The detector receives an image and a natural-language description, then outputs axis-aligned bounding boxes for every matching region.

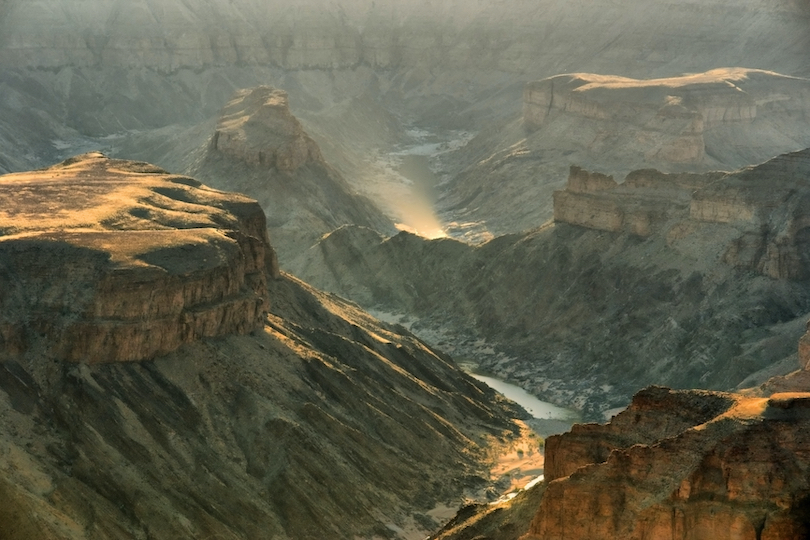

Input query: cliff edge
[523,387,810,540]
[0,152,278,363]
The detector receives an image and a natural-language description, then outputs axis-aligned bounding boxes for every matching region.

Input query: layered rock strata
[553,166,719,236]
[211,87,323,173]
[554,149,810,280]
[524,69,810,166]
[522,387,810,540]
[0,152,278,363]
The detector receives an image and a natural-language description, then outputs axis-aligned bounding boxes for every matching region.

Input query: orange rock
[523,388,810,540]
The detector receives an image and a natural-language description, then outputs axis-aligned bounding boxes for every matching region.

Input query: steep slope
[295,149,810,418]
[0,155,527,539]
[183,86,394,264]
[0,152,277,362]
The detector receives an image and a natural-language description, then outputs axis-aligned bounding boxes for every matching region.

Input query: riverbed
[468,372,580,438]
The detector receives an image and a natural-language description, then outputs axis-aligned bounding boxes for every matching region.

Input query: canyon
[2,0,810,538]
[297,147,810,419]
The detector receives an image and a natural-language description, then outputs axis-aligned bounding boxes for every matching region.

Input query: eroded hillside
[0,155,527,539]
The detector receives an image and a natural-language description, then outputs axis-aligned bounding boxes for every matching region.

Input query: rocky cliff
[554,148,810,280]
[0,152,277,363]
[523,387,810,540]
[186,86,394,264]
[438,68,810,239]
[0,155,529,539]
[430,327,810,540]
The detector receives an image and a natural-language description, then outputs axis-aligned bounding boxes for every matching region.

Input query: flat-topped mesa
[523,387,810,540]
[210,86,324,172]
[524,68,810,165]
[0,153,279,363]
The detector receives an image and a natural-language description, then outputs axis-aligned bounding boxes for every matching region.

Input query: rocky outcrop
[188,86,394,264]
[554,149,810,280]
[524,69,810,166]
[210,87,322,172]
[552,166,720,237]
[522,387,810,540]
[0,152,278,363]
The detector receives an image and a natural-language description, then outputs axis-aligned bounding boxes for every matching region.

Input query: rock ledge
[0,153,278,362]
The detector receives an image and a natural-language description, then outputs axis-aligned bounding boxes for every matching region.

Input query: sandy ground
[394,421,546,540]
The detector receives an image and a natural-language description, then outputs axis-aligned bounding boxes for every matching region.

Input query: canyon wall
[2,1,808,75]
[524,69,810,167]
[553,148,810,280]
[552,166,718,237]
[523,387,810,540]
[0,152,278,363]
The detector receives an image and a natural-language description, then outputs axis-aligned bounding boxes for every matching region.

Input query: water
[470,374,578,421]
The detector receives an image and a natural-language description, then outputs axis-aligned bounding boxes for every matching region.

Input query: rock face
[211,87,322,172]
[0,152,277,363]
[522,387,810,540]
[554,149,810,280]
[187,86,393,264]
[552,166,716,236]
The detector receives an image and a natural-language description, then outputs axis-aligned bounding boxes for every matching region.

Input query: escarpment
[0,152,278,363]
[554,148,810,280]
[524,69,810,167]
